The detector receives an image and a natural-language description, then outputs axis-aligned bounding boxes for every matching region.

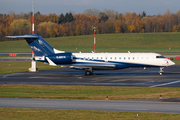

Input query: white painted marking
[46,57,57,66]
[150,80,180,87]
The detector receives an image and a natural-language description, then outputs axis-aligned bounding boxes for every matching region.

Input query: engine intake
[47,52,73,64]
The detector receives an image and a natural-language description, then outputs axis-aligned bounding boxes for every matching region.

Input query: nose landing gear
[158,67,164,76]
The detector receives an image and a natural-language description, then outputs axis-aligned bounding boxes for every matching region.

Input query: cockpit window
[156,56,166,58]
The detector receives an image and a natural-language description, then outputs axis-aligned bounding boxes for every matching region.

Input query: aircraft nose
[169,60,175,66]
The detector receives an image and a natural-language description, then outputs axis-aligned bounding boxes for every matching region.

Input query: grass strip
[0,108,180,120]
[1,33,180,53]
[0,85,180,100]
[0,62,61,74]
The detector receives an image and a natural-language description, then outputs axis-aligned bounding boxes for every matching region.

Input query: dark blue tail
[25,33,56,56]
[7,33,64,56]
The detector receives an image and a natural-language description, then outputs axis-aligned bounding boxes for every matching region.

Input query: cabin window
[92,57,94,60]
[133,57,135,60]
[101,57,103,59]
[128,57,130,60]
[115,57,116,60]
[156,56,166,58]
[124,57,126,60]
[119,57,121,60]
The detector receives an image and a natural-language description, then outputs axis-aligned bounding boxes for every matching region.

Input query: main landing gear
[85,68,93,75]
[158,67,164,76]
[85,71,93,75]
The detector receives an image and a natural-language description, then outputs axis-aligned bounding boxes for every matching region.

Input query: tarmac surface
[1,65,180,113]
[0,65,180,87]
[0,98,180,113]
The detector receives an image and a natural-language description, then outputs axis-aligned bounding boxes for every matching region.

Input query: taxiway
[0,98,180,113]
[0,65,180,87]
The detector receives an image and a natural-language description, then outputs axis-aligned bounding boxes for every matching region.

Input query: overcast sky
[0,0,180,15]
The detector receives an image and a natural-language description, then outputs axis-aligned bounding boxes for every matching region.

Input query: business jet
[7,33,175,75]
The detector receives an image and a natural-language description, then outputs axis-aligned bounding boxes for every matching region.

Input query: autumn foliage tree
[1,9,180,41]
[10,19,31,35]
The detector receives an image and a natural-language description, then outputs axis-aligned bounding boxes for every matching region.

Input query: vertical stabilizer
[7,33,64,56]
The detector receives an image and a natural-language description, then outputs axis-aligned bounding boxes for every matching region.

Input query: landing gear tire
[159,72,163,76]
[85,71,92,76]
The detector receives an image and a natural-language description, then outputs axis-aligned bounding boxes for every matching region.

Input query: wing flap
[66,63,116,70]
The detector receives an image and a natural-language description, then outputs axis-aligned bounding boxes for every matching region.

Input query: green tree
[58,14,65,24]
[48,13,59,23]
[139,11,146,18]
[39,22,56,28]
[98,12,109,22]
[10,19,30,29]
[66,12,74,22]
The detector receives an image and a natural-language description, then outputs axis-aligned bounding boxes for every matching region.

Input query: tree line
[0,9,180,41]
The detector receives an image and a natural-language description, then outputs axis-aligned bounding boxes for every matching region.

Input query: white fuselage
[72,52,175,67]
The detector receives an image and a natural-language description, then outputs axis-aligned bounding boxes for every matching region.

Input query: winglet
[46,57,57,66]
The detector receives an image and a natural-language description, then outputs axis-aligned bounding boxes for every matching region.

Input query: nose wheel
[159,72,163,76]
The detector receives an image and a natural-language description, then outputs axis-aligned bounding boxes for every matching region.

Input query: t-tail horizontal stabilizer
[6,35,39,39]
[46,57,57,66]
[6,33,65,56]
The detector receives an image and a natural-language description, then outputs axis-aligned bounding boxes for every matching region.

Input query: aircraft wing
[64,63,116,70]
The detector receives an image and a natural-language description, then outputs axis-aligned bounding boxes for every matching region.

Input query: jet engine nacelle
[47,52,73,64]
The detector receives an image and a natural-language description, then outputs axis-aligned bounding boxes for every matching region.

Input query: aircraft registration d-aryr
[7,33,175,75]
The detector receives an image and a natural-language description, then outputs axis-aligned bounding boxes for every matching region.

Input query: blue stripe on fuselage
[59,57,160,69]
